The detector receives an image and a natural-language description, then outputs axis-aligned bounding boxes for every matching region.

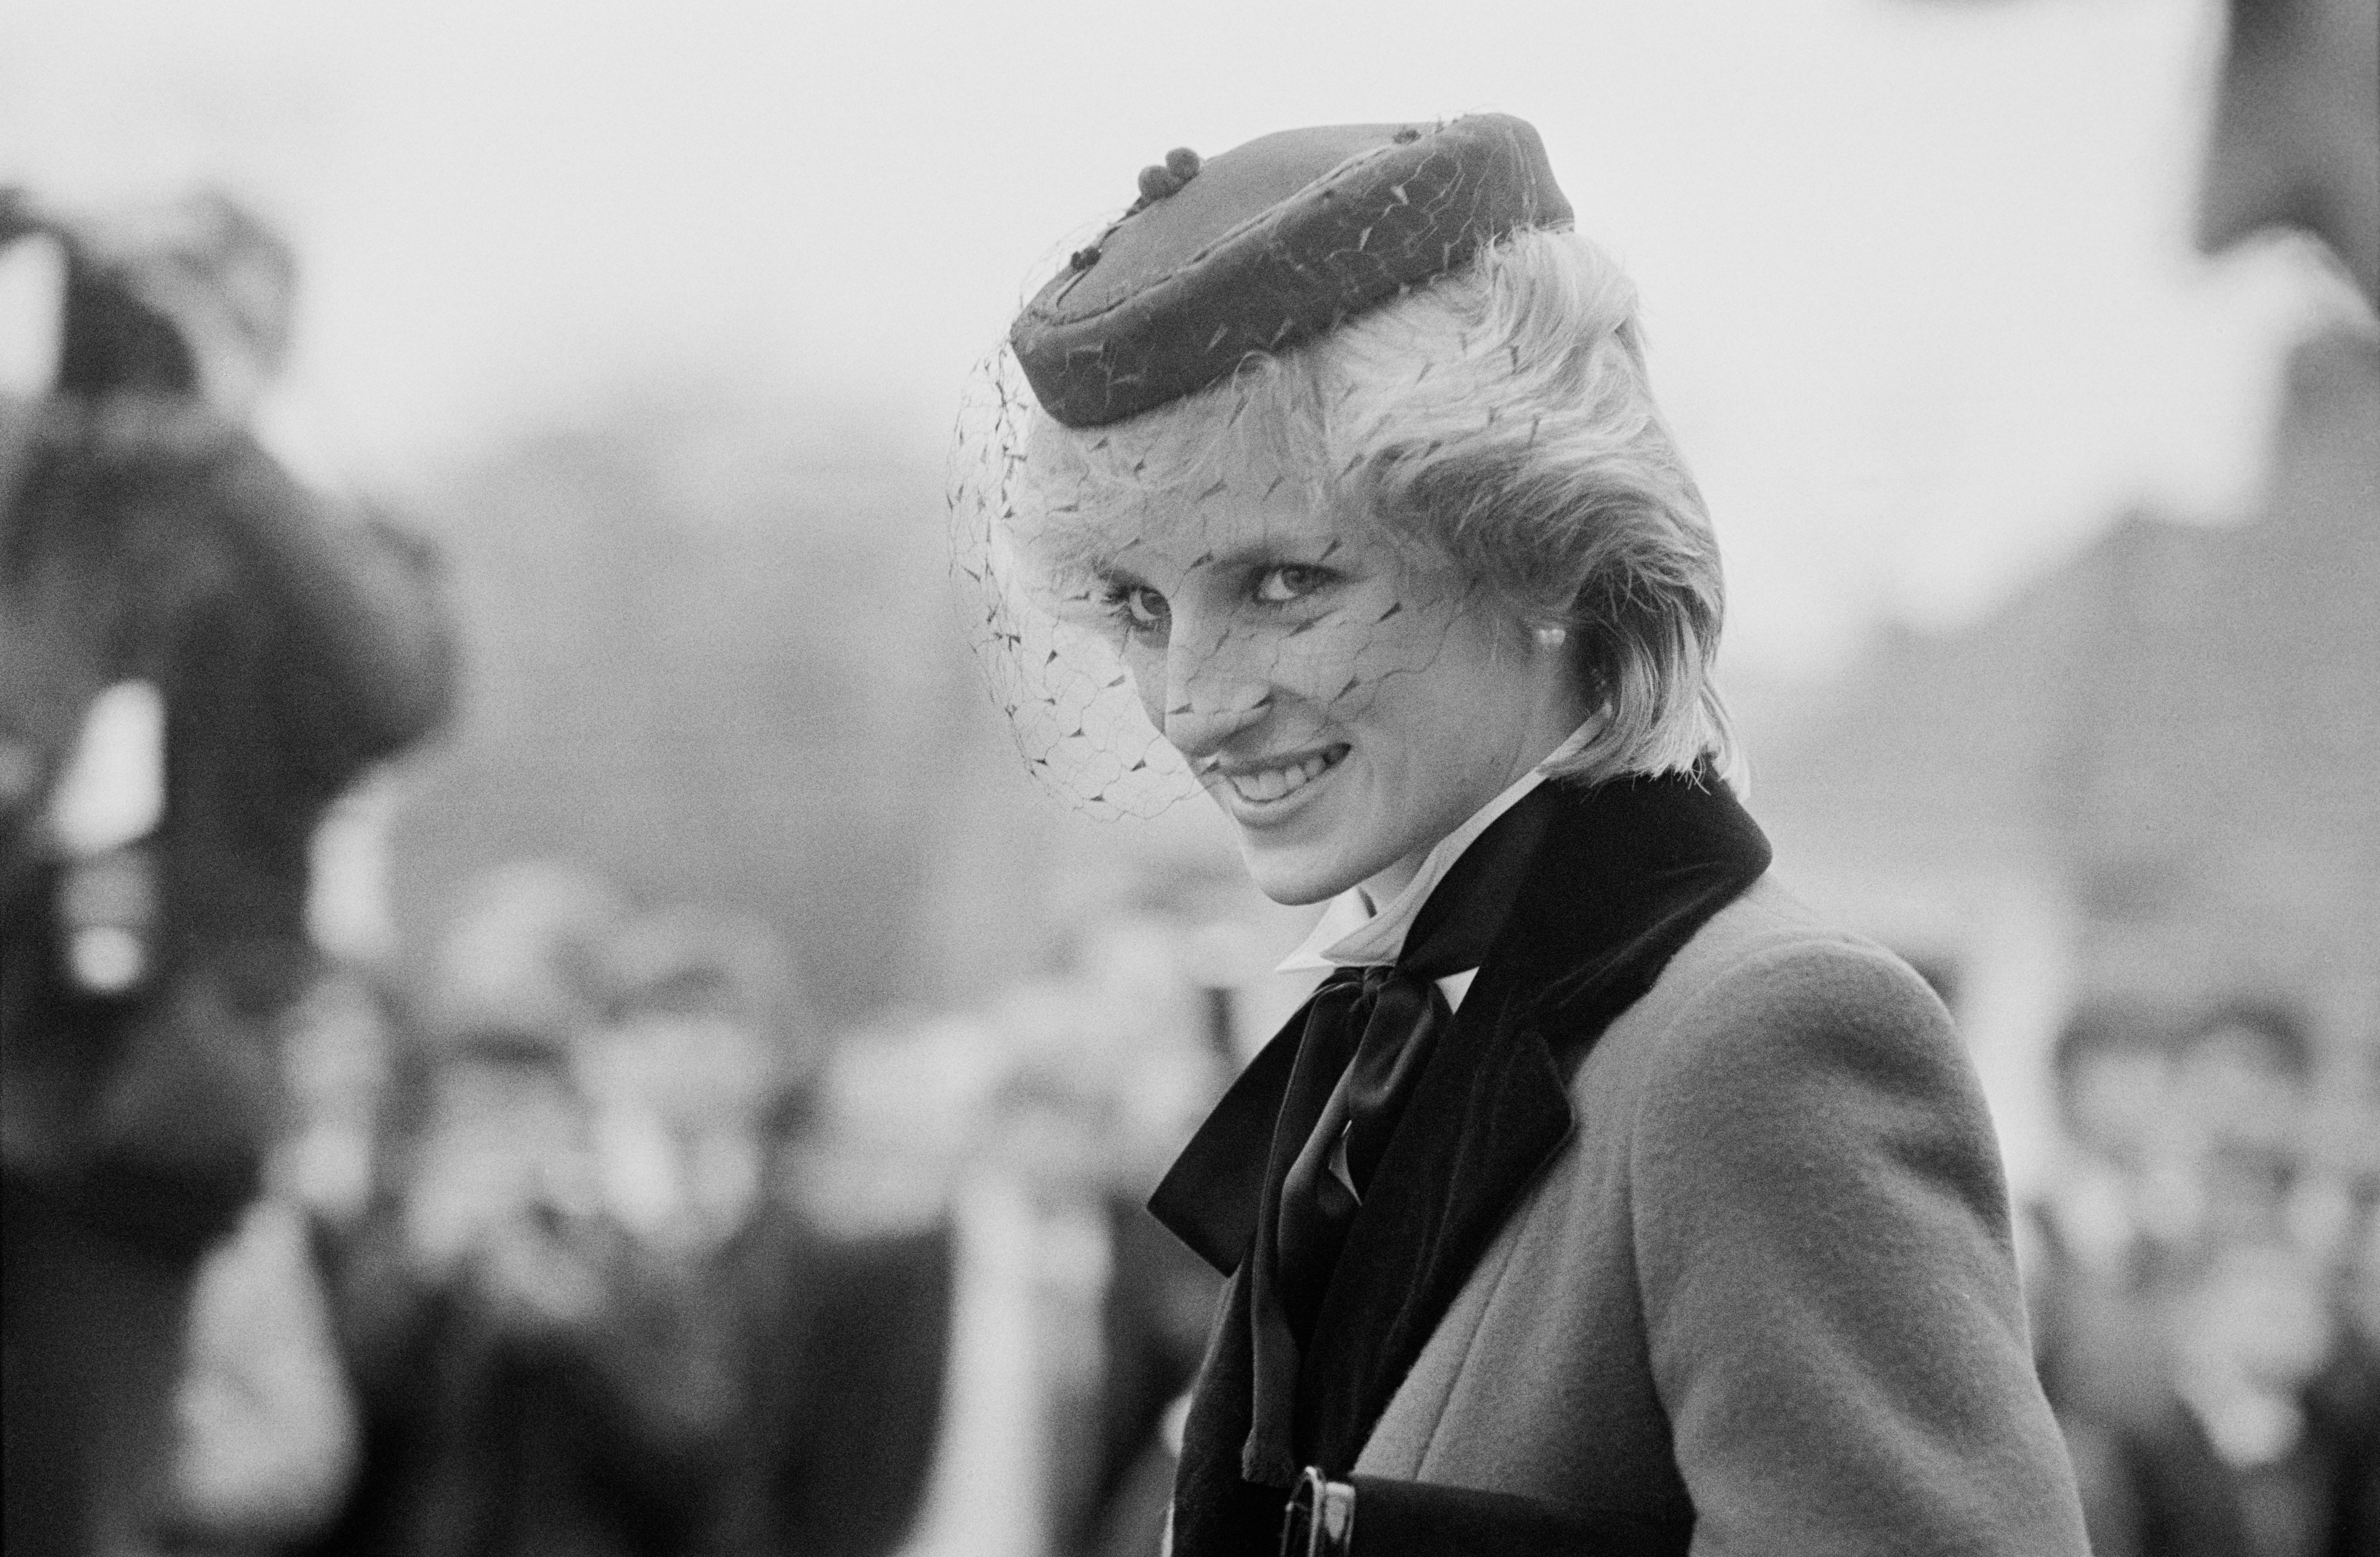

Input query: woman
[953,117,2089,1556]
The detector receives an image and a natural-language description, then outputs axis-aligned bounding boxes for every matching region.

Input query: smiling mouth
[1213,745,1348,807]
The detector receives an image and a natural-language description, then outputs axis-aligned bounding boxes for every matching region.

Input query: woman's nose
[1156,625,1271,760]
[1164,697,1269,759]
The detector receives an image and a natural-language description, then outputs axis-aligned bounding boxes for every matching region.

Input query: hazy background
[8,0,2372,1079]
[7,0,2364,674]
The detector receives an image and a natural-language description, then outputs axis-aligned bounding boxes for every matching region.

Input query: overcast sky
[3,0,2366,676]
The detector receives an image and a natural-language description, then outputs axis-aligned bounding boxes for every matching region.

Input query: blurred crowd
[2025,1000,2380,1557]
[167,863,930,1557]
[161,864,1240,1557]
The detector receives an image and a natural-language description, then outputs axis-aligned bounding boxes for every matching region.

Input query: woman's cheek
[1122,640,1170,731]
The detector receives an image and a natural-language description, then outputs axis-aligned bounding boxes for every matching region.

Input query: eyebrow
[1138,536,1349,578]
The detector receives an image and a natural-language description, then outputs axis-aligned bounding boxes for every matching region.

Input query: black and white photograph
[3,1,2375,1554]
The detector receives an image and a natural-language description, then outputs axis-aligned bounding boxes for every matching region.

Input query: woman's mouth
[1211,745,1348,814]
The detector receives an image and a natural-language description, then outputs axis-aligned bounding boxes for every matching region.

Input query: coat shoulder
[1649,874,1942,1023]
[1571,874,1974,1128]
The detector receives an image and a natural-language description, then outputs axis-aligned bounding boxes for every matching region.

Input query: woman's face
[1052,430,1590,905]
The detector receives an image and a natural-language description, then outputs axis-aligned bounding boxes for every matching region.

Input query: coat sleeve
[1628,938,2089,1557]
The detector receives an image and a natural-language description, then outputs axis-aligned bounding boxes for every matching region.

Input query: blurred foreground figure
[2198,0,2380,309]
[0,190,454,1557]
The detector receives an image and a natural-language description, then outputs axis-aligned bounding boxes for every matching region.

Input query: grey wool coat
[1351,874,2092,1554]
[1155,773,2091,1556]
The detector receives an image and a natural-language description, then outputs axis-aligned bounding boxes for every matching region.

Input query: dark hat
[1010,114,1574,429]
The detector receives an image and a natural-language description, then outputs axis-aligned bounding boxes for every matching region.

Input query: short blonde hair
[1014,227,1736,788]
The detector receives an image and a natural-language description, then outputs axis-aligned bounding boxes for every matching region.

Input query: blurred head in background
[402,861,626,1274]
[2198,0,2380,308]
[2173,1000,2316,1249]
[2051,999,2181,1170]
[578,904,814,1259]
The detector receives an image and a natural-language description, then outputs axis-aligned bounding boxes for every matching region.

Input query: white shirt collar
[1275,723,1593,1004]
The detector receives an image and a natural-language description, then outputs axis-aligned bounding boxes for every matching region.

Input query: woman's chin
[1233,834,1367,907]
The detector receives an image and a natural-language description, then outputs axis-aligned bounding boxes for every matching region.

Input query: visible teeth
[1229,751,1333,803]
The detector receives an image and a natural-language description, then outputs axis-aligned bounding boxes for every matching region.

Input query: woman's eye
[1254,566,1325,604]
[1114,585,1169,633]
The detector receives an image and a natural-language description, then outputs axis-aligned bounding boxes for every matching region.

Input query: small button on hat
[1011,114,1574,428]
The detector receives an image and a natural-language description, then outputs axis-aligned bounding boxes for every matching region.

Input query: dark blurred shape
[704,1211,955,1557]
[55,247,199,398]
[2199,0,2379,309]
[1081,1197,1222,1557]
[10,186,301,409]
[0,189,455,1557]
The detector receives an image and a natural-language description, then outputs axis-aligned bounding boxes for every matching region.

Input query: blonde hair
[1018,226,1738,787]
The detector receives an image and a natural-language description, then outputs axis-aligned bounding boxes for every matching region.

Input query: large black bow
[1242,820,1526,1484]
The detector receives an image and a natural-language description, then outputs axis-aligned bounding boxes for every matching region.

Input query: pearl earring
[1533,625,1568,650]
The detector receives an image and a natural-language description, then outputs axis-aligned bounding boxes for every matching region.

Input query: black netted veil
[948,336,1205,819]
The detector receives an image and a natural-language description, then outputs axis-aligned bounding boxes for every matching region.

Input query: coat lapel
[1299,772,1771,1472]
[1292,982,1574,1469]
[1153,770,1772,1550]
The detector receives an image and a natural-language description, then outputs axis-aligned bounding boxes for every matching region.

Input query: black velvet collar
[1153,768,1772,1555]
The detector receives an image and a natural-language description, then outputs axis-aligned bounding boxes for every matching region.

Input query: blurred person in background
[2024,997,2245,1557]
[2159,1006,2380,1557]
[2027,996,2380,1557]
[959,116,2088,1553]
[2165,1242,2350,1557]
[581,908,812,1259]
[2171,1003,2319,1258]
[675,907,959,1557]
[2026,1003,2188,1423]
[0,188,455,1557]
[295,866,735,1557]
